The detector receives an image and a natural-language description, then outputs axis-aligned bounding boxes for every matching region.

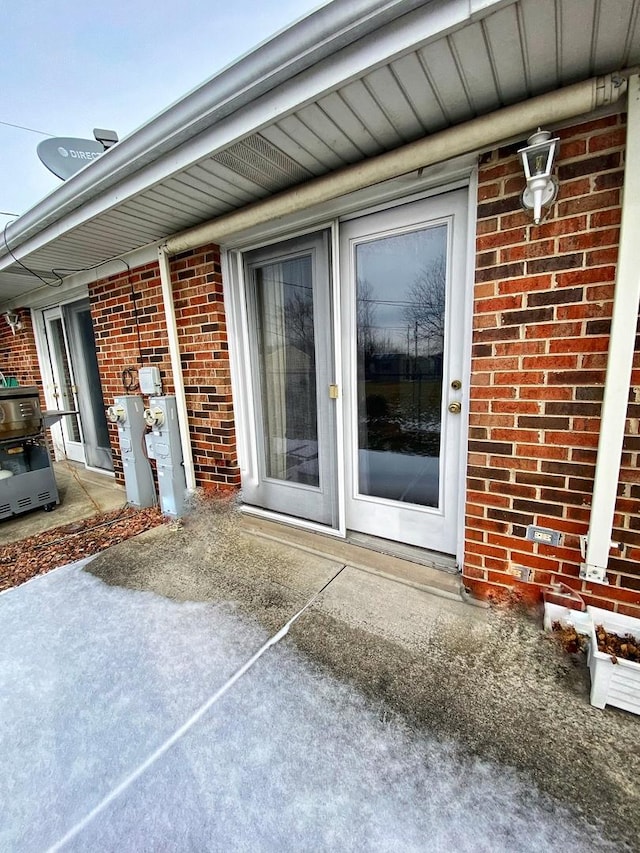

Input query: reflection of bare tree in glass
[357,279,395,365]
[357,279,378,365]
[404,257,446,356]
[395,257,446,453]
[357,279,399,449]
[285,285,314,358]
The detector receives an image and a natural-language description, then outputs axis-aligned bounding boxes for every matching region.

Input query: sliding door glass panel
[355,224,447,508]
[254,255,319,487]
[62,301,113,471]
[76,307,111,451]
[48,318,81,442]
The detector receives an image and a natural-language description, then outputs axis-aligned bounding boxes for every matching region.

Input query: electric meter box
[110,396,156,508]
[146,396,187,517]
[139,366,162,396]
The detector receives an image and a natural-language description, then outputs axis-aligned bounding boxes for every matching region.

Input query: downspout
[157,246,196,492]
[164,71,634,254]
[581,73,640,584]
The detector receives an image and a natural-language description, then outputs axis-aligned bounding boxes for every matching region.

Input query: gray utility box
[145,396,187,517]
[108,396,157,509]
[0,440,59,519]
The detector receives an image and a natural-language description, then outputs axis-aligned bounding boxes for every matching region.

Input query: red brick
[559,176,591,198]
[498,274,552,295]
[561,114,619,136]
[558,228,619,253]
[477,227,527,250]
[478,182,501,201]
[586,247,619,266]
[590,209,621,227]
[588,128,626,152]
[499,239,556,263]
[475,294,523,313]
[557,139,587,158]
[557,189,620,217]
[500,210,534,229]
[534,215,588,238]
[556,266,616,286]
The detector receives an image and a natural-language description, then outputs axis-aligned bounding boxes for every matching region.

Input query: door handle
[448,401,462,414]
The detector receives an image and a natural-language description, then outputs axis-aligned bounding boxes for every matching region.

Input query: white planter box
[586,606,640,715]
[543,601,592,635]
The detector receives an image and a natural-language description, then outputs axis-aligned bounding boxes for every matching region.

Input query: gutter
[164,71,631,253]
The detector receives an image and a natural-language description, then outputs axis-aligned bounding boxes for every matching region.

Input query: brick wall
[464,112,640,616]
[89,246,239,491]
[0,308,42,394]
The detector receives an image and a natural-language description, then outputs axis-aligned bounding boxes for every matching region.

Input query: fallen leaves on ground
[0,506,166,593]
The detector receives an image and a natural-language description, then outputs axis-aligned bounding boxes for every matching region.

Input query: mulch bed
[0,506,166,593]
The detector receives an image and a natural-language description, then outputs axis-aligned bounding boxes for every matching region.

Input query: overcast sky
[0,0,327,227]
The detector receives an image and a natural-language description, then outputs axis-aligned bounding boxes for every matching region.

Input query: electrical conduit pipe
[158,246,196,493]
[582,73,640,583]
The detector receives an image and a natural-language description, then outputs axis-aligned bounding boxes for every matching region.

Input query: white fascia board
[0,0,511,271]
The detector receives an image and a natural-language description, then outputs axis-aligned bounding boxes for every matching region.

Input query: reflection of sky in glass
[356,225,447,354]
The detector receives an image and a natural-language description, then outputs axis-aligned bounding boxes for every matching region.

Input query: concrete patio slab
[2,499,638,850]
[0,555,623,853]
[83,501,640,850]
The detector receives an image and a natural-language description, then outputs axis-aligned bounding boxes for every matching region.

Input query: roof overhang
[1,0,638,308]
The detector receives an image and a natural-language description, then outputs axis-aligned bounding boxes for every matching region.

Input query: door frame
[225,221,347,538]
[34,297,115,475]
[223,173,477,564]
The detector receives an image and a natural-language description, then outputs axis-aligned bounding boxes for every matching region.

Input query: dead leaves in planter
[551,621,588,655]
[0,505,165,592]
[595,625,640,664]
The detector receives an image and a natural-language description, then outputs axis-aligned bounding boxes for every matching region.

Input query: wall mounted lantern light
[518,129,560,224]
[4,311,22,335]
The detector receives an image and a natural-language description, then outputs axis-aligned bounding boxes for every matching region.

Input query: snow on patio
[0,561,616,852]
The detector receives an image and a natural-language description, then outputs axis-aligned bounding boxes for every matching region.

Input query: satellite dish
[37,137,105,180]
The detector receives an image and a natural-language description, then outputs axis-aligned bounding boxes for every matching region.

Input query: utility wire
[2,220,63,287]
[0,119,55,137]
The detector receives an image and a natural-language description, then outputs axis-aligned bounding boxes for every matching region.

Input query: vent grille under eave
[212,134,312,190]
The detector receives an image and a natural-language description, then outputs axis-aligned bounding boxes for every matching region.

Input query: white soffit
[1,0,639,305]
